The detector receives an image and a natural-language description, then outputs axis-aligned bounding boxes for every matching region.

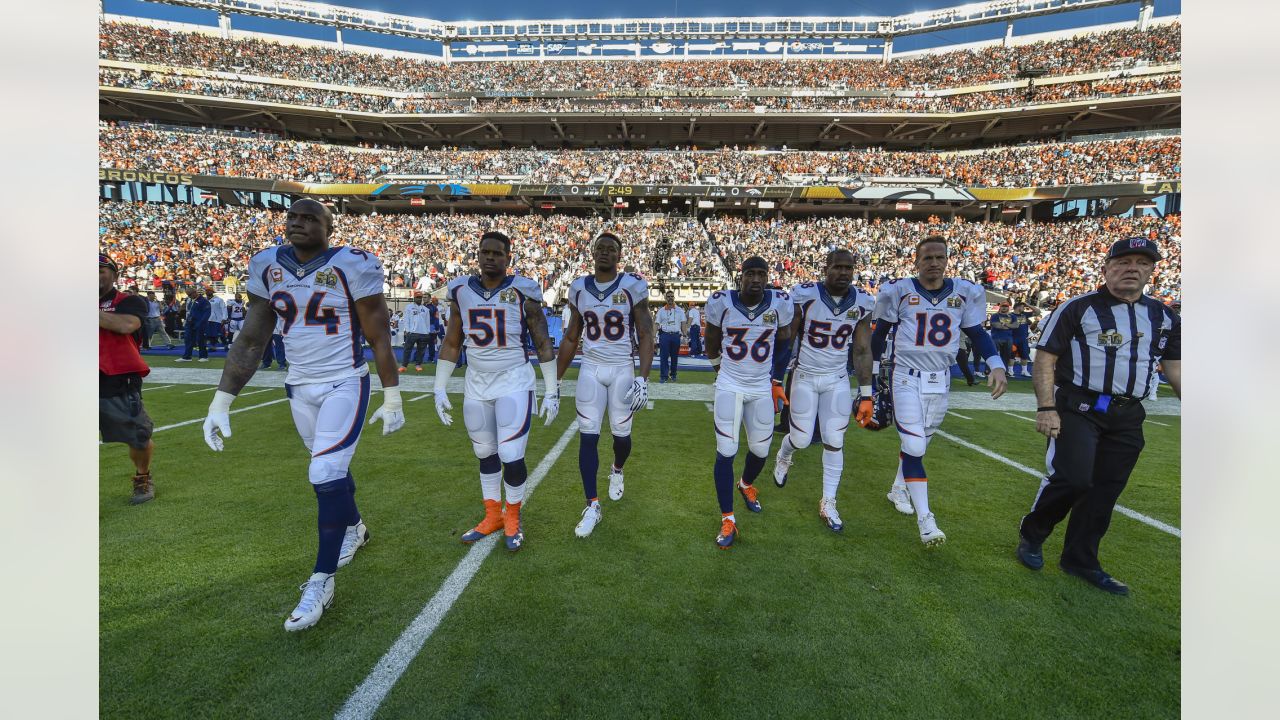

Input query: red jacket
[99,290,150,379]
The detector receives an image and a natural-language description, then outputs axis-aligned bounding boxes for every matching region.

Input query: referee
[1015,237,1181,595]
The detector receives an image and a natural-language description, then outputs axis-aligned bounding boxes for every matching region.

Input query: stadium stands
[99,121,1181,187]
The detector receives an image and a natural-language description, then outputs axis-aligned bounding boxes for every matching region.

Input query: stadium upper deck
[99,10,1179,148]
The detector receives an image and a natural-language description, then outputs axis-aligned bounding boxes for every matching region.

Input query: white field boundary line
[241,388,275,396]
[335,420,580,720]
[946,411,973,420]
[934,429,1181,538]
[184,386,219,394]
[1002,412,1035,423]
[141,384,174,392]
[1148,419,1171,427]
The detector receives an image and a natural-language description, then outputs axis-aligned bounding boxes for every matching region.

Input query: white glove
[203,390,235,451]
[368,386,405,435]
[434,390,453,426]
[434,358,456,425]
[538,361,560,426]
[539,392,560,426]
[624,376,648,412]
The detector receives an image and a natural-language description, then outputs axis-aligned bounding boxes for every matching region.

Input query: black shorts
[100,389,154,449]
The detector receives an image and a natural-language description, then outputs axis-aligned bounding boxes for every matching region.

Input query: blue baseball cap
[1107,237,1162,261]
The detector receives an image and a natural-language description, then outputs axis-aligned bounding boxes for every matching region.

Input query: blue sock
[714,453,736,514]
[612,434,632,470]
[314,478,355,574]
[901,452,927,480]
[345,473,361,526]
[579,433,600,500]
[742,452,767,485]
[503,459,528,487]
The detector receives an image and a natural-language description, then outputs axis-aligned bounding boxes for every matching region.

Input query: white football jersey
[568,272,649,366]
[227,300,246,322]
[789,282,874,375]
[873,278,987,373]
[706,289,794,394]
[448,273,543,373]
[247,245,385,385]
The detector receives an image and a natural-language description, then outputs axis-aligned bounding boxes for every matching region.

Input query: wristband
[871,361,880,374]
[859,385,873,398]
[434,359,456,394]
[709,356,721,367]
[1036,406,1056,412]
[382,386,402,410]
[539,361,559,397]
[210,389,235,413]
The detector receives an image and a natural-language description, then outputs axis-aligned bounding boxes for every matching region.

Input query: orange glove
[771,380,789,414]
[856,398,874,428]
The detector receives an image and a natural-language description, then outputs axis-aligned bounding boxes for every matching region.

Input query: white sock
[504,481,526,505]
[722,513,736,524]
[893,459,906,491]
[907,481,931,519]
[480,472,502,502]
[778,436,796,462]
[821,448,843,500]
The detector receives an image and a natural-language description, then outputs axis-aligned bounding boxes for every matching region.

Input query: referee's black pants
[1020,388,1146,572]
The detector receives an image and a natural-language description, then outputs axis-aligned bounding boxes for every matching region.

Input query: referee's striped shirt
[1036,286,1180,399]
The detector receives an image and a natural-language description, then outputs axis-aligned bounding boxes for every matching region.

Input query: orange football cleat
[460,499,503,543]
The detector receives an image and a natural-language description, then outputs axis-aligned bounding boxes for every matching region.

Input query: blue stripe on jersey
[276,246,342,280]
[910,278,955,304]
[314,374,371,457]
[467,274,515,300]
[817,284,861,315]
[584,274,624,302]
[730,289,773,319]
[333,267,364,369]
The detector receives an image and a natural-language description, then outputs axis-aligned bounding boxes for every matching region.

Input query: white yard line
[1148,420,1172,427]
[408,393,433,402]
[183,386,219,394]
[152,398,289,433]
[646,401,654,410]
[934,429,1181,538]
[704,402,714,412]
[241,388,275,396]
[946,411,973,420]
[335,421,580,720]
[1002,412,1035,423]
[141,384,174,392]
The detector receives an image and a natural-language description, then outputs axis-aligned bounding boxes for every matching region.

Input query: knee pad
[715,434,739,458]
[747,435,772,459]
[479,454,501,474]
[308,455,346,486]
[472,440,498,459]
[899,433,928,458]
[502,459,528,487]
[900,452,927,480]
[464,402,498,459]
[788,426,813,450]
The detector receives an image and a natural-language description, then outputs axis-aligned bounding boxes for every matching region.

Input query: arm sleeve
[870,320,895,361]
[346,251,386,300]
[962,325,1003,369]
[771,336,793,381]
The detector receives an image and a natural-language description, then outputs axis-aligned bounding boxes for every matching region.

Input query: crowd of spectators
[100,121,1181,187]
[706,213,1181,304]
[101,64,1180,115]
[101,20,1179,93]
[97,200,720,295]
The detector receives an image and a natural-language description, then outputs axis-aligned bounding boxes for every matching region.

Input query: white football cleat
[773,449,792,488]
[574,503,602,538]
[819,497,843,532]
[887,485,914,515]
[337,520,369,568]
[284,572,334,632]
[608,468,625,501]
[918,513,946,547]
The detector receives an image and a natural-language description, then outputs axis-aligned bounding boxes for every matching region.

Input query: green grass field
[101,370,1180,719]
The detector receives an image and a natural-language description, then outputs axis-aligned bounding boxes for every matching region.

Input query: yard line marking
[141,385,174,392]
[408,393,433,402]
[935,429,1180,538]
[336,421,580,720]
[1148,420,1171,427]
[241,388,274,396]
[1002,412,1035,423]
[704,402,714,412]
[152,398,289,433]
[946,411,973,420]
[184,386,219,394]
[646,401,654,410]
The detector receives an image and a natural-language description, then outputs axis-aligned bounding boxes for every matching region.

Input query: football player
[704,256,795,549]
[772,249,875,532]
[202,199,406,631]
[872,235,1007,546]
[226,292,245,345]
[556,232,655,537]
[434,230,559,553]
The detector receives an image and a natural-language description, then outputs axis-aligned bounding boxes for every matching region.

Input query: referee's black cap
[1106,236,1162,262]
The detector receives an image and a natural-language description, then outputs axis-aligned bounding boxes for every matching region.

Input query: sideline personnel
[99,254,156,504]
[1015,237,1181,595]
